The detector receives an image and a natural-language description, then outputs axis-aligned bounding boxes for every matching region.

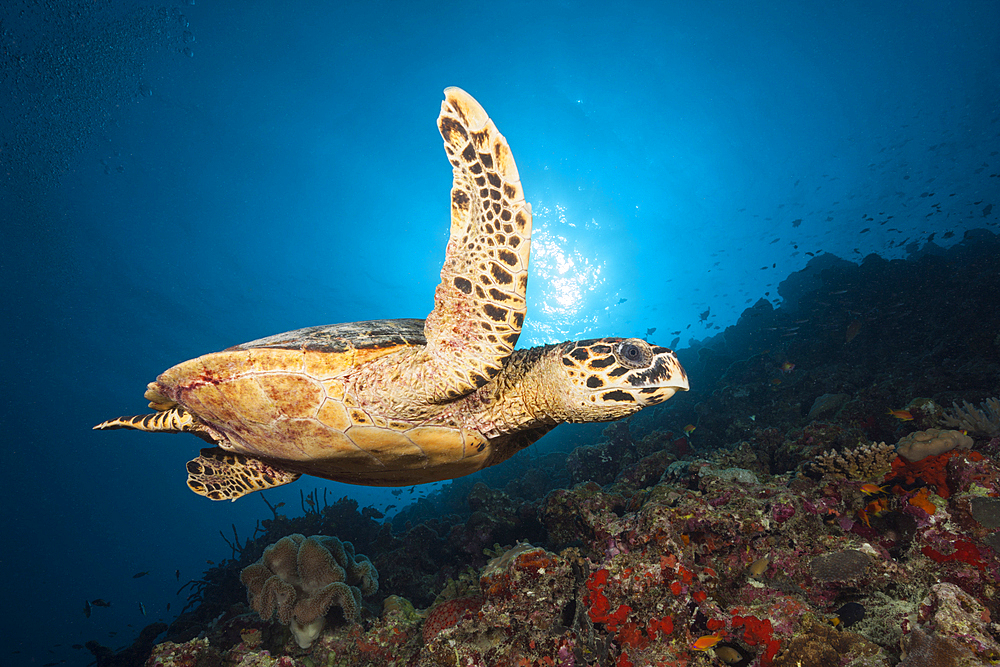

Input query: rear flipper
[186,447,301,501]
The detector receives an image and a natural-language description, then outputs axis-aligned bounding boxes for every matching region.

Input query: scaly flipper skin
[186,447,301,501]
[423,87,533,400]
[94,407,215,444]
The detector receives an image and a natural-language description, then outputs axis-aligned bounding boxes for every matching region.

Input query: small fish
[860,483,888,496]
[714,645,743,664]
[391,489,403,496]
[206,560,215,565]
[275,502,285,508]
[683,424,696,435]
[83,600,91,618]
[618,298,627,304]
[138,602,146,616]
[780,361,795,373]
[845,319,862,343]
[747,555,771,577]
[859,497,890,527]
[691,633,723,651]
[887,409,913,421]
[385,504,396,511]
[646,327,656,336]
[167,603,171,611]
[91,599,111,608]
[830,601,865,628]
[132,571,151,578]
[175,569,180,580]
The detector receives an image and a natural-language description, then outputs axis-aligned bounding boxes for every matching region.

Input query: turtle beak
[633,351,688,406]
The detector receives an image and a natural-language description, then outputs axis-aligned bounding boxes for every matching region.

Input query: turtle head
[552,338,688,421]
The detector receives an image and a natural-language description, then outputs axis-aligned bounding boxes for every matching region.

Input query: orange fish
[691,633,723,651]
[780,361,795,373]
[887,409,913,421]
[858,497,889,527]
[860,483,888,496]
[683,424,696,435]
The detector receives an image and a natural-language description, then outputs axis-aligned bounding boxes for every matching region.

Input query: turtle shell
[148,318,493,486]
[227,318,426,352]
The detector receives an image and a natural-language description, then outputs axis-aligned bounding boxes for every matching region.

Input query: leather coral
[240,533,378,648]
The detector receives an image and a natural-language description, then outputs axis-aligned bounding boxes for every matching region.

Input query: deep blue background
[2,1,998,665]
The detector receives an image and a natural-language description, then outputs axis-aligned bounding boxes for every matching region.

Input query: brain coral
[809,549,871,582]
[240,533,378,648]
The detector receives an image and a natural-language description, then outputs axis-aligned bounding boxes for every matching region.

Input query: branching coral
[805,441,897,480]
[941,397,1000,438]
[240,533,378,648]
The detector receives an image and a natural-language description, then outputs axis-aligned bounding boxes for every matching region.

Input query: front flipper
[424,87,533,400]
[185,447,300,501]
[93,407,216,444]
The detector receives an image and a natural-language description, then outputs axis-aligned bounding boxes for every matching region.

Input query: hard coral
[896,429,973,462]
[772,620,884,667]
[808,549,871,582]
[422,596,484,644]
[806,441,897,480]
[239,533,378,648]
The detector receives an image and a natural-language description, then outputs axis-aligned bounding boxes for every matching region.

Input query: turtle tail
[94,407,199,434]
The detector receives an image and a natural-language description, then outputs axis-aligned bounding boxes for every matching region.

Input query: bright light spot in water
[521,203,606,345]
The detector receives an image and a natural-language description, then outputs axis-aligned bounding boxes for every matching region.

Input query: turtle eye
[616,340,652,369]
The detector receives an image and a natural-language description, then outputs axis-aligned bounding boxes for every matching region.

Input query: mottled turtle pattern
[95,88,689,501]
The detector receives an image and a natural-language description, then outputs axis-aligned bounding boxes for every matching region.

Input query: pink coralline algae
[771,502,796,523]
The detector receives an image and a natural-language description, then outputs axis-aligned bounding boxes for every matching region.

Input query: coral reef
[809,549,871,581]
[899,583,1000,666]
[896,429,973,462]
[805,441,897,480]
[942,397,1000,438]
[86,232,1000,667]
[239,533,377,648]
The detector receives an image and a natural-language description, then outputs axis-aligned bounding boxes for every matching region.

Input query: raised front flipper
[423,87,533,400]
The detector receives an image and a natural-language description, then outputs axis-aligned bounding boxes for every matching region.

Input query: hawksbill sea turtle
[95,87,689,501]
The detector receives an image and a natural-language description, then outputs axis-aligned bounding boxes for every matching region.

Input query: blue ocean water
[1,1,997,665]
